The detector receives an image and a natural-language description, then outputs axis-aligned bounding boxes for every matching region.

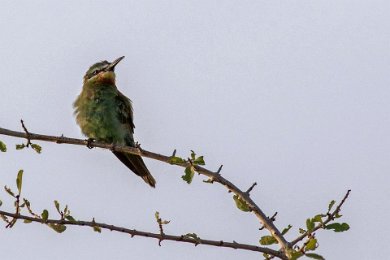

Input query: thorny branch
[0,126,290,253]
[0,210,284,257]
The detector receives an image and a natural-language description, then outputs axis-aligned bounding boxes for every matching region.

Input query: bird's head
[83,56,125,85]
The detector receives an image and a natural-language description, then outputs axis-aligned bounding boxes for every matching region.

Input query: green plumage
[73,57,156,187]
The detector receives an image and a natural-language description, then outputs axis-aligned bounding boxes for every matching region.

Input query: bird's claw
[86,138,95,149]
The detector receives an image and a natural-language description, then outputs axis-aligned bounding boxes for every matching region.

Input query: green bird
[73,56,156,187]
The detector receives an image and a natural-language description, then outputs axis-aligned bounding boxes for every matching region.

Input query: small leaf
[155,211,160,220]
[193,156,205,165]
[0,140,7,152]
[281,224,292,235]
[65,215,76,222]
[182,166,195,184]
[93,226,102,233]
[54,200,60,213]
[325,222,350,232]
[233,195,251,212]
[16,144,26,150]
[16,170,24,193]
[312,214,324,223]
[49,224,66,233]
[190,150,196,160]
[4,186,15,197]
[259,235,277,245]
[306,253,325,260]
[41,210,49,222]
[169,156,186,165]
[31,144,42,154]
[328,200,336,212]
[306,218,315,232]
[24,219,32,224]
[305,238,317,251]
[299,228,306,234]
[290,251,304,260]
[183,233,200,241]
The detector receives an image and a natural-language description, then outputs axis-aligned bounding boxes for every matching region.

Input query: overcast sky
[0,1,389,259]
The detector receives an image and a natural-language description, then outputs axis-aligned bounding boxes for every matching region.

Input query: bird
[73,56,156,187]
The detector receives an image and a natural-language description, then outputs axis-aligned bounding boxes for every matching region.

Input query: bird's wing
[115,90,135,133]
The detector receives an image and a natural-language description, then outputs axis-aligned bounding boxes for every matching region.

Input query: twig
[290,189,351,246]
[0,126,291,254]
[20,120,32,147]
[0,210,286,258]
[246,182,257,195]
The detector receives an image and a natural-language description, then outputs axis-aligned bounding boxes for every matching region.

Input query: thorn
[245,182,257,195]
[172,149,176,157]
[217,165,223,174]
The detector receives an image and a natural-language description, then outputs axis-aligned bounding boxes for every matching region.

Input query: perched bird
[73,56,156,187]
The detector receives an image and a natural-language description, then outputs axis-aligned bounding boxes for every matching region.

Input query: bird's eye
[93,70,99,75]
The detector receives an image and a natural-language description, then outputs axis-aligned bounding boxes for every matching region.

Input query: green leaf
[49,224,66,233]
[306,218,315,232]
[16,144,26,150]
[0,140,7,152]
[305,238,317,251]
[233,195,251,212]
[54,200,60,213]
[325,222,350,232]
[0,200,2,207]
[313,214,324,223]
[290,251,304,260]
[31,144,42,154]
[16,170,23,193]
[65,215,76,222]
[4,186,15,197]
[169,156,186,164]
[306,253,325,260]
[281,224,292,235]
[190,150,196,160]
[155,211,160,220]
[23,219,32,224]
[259,235,277,245]
[93,225,102,233]
[41,210,49,222]
[299,228,306,234]
[328,200,336,212]
[193,156,205,165]
[182,166,195,184]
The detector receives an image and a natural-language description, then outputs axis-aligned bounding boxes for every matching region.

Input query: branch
[0,210,285,258]
[290,189,351,246]
[0,126,291,254]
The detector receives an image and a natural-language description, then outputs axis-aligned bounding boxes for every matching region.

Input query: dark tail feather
[113,151,156,188]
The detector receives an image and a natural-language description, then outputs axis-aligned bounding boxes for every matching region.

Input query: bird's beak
[106,56,125,71]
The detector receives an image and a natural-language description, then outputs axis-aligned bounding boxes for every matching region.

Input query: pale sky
[0,1,389,259]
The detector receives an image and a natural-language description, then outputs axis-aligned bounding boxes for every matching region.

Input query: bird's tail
[113,151,156,188]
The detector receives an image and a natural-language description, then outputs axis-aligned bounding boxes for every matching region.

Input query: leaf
[190,150,196,160]
[259,235,277,245]
[183,233,200,241]
[169,156,186,165]
[4,186,15,197]
[65,215,76,222]
[23,219,32,224]
[299,228,306,234]
[41,210,49,222]
[328,200,336,212]
[313,214,324,223]
[233,195,251,212]
[182,166,195,184]
[325,222,350,232]
[54,200,60,213]
[193,156,205,165]
[0,140,6,152]
[31,144,42,154]
[305,238,317,251]
[93,226,102,233]
[281,224,292,235]
[0,200,2,207]
[290,251,304,260]
[16,170,23,193]
[306,218,315,232]
[306,253,325,260]
[15,144,26,150]
[155,211,160,220]
[49,224,66,233]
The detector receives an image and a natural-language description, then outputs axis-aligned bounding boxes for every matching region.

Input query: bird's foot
[86,138,95,149]
[135,141,143,150]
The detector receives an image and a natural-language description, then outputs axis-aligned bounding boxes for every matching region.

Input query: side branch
[0,127,290,253]
[0,210,284,258]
